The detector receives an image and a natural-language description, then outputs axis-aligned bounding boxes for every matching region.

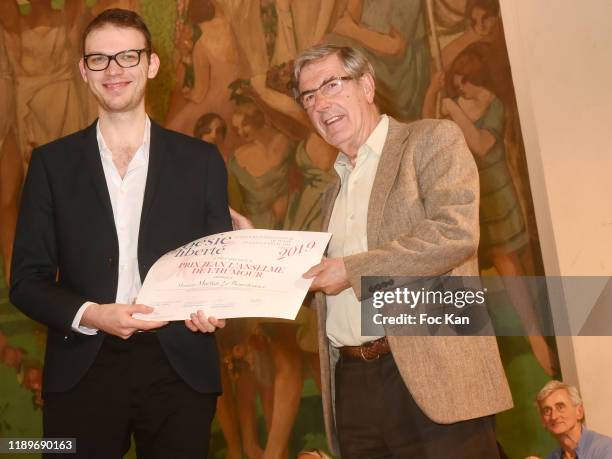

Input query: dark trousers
[335,352,500,459]
[43,333,217,459]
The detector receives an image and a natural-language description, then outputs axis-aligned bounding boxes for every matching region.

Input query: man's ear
[147,52,160,79]
[78,58,88,83]
[360,72,376,103]
[576,404,585,423]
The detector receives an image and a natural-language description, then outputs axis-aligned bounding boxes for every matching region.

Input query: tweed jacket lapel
[321,117,409,238]
[366,117,410,249]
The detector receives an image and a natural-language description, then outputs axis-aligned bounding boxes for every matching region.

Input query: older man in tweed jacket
[297,44,513,458]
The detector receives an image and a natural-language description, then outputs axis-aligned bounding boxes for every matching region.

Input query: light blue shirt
[547,428,612,459]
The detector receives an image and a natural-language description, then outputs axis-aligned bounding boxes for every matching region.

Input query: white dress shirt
[326,115,388,347]
[71,117,151,334]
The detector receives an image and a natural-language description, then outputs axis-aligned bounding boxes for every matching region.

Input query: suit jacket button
[108,257,117,268]
[64,335,69,340]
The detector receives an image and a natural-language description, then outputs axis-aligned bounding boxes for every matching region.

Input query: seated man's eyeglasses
[83,48,149,71]
[297,76,356,109]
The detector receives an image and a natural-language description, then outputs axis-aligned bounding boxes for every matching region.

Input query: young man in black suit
[10,9,231,458]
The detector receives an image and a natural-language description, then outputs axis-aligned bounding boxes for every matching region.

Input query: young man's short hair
[82,8,152,53]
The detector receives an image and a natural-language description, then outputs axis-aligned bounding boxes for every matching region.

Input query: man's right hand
[81,303,168,339]
[303,257,351,295]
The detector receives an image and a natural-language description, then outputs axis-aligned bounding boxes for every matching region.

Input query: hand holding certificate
[134,229,331,321]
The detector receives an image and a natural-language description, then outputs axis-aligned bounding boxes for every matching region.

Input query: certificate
[134,229,331,321]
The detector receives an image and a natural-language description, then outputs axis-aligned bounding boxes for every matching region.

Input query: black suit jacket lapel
[83,120,116,228]
[137,121,167,283]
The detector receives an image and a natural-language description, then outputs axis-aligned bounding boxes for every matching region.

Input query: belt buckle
[359,342,380,362]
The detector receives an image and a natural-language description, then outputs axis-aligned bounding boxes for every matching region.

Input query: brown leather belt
[340,337,390,361]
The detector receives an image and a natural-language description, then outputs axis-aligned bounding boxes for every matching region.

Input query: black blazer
[10,120,232,393]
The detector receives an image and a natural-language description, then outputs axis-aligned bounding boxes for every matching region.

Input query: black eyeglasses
[83,48,149,71]
[296,76,355,109]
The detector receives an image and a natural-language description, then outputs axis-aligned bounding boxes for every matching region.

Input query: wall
[500,0,612,434]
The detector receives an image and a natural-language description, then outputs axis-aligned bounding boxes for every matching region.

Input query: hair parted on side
[293,44,375,92]
[536,380,584,411]
[82,8,152,54]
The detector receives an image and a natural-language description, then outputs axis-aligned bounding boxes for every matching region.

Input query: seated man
[528,380,612,459]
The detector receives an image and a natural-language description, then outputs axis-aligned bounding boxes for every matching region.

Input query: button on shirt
[326,115,388,347]
[71,117,151,334]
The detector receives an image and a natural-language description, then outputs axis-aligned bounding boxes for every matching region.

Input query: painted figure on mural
[440,0,539,254]
[422,42,556,377]
[450,0,543,255]
[166,0,242,156]
[326,0,431,120]
[440,0,511,94]
[0,0,90,168]
[229,101,291,229]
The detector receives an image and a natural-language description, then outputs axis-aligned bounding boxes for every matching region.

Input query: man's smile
[103,81,131,91]
[323,115,344,126]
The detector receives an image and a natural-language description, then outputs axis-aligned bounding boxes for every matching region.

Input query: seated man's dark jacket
[10,120,232,394]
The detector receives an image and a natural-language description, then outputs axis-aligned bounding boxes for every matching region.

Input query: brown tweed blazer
[314,117,513,454]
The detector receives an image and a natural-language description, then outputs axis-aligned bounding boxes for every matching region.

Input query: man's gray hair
[536,380,583,409]
[293,44,375,90]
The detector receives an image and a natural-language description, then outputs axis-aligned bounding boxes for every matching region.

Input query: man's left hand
[303,257,351,295]
[185,310,226,333]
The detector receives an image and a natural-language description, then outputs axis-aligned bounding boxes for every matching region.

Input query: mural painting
[0,0,559,457]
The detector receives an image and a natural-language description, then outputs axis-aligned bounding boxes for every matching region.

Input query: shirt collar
[96,115,151,162]
[335,114,389,171]
[551,426,591,458]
